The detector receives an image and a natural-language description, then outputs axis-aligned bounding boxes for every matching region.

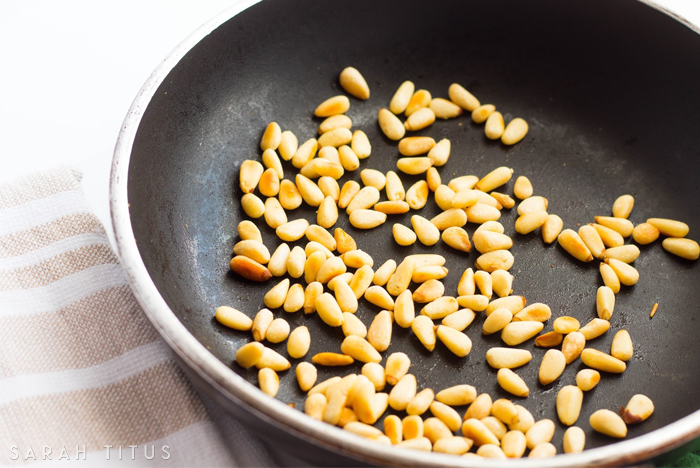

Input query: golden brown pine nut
[283,283,304,313]
[341,335,382,363]
[278,179,303,210]
[339,67,370,99]
[517,196,548,216]
[384,415,403,444]
[312,352,354,366]
[515,210,548,235]
[436,325,472,357]
[315,293,344,327]
[405,89,432,116]
[349,209,387,229]
[481,417,507,441]
[632,222,660,245]
[448,83,480,111]
[232,240,270,266]
[392,224,417,246]
[475,250,515,272]
[431,402,462,432]
[491,399,519,426]
[486,296,527,316]
[472,104,496,123]
[387,258,417,296]
[423,417,453,444]
[367,310,393,352]
[364,286,395,310]
[397,157,434,175]
[341,249,374,268]
[562,331,586,364]
[433,437,473,455]
[237,220,262,243]
[330,229,354,255]
[477,444,507,459]
[466,203,502,224]
[442,308,476,331]
[456,295,489,312]
[335,280,359,313]
[282,324,310,358]
[433,384,476,407]
[406,388,435,416]
[457,267,476,296]
[576,369,601,391]
[404,107,436,131]
[345,420,384,439]
[327,272,353,291]
[595,216,634,237]
[663,237,700,260]
[441,227,472,252]
[278,130,298,161]
[552,316,580,334]
[359,169,386,191]
[424,140,450,168]
[485,112,505,139]
[303,250,326,284]
[491,192,515,210]
[215,306,253,331]
[513,176,533,200]
[317,175,342,200]
[558,229,594,262]
[318,114,352,135]
[342,312,367,338]
[262,149,284,179]
[295,174,324,206]
[390,80,415,114]
[284,246,305,279]
[591,223,625,247]
[434,184,456,211]
[235,342,265,368]
[296,361,317,392]
[525,419,555,449]
[648,217,691,237]
[373,201,410,215]
[382,172,405,203]
[394,290,415,328]
[258,367,280,397]
[563,426,586,454]
[337,181,360,210]
[411,315,436,351]
[596,286,615,320]
[301,158,345,180]
[612,194,634,219]
[482,308,514,335]
[346,186,380,214]
[388,374,417,411]
[462,418,500,446]
[605,258,639,286]
[292,138,318,169]
[263,279,290,309]
[580,348,626,373]
[360,362,385,392]
[448,175,479,193]
[623,394,654,424]
[350,265,376,299]
[605,245,641,264]
[378,108,405,140]
[590,410,627,438]
[255,347,291,371]
[430,98,463,119]
[240,160,264,194]
[349,129,371,159]
[241,193,266,219]
[539,349,566,385]
[397,437,431,451]
[398,136,436,156]
[476,167,513,192]
[542,214,564,244]
[510,405,535,433]
[431,209,467,231]
[465,393,493,421]
[486,347,532,369]
[579,225,606,259]
[263,197,287,229]
[302,282,323,315]
[305,392,327,420]
[451,189,479,209]
[502,118,529,145]
[529,443,556,458]
[268,243,291,277]
[535,331,563,348]
[490,270,513,298]
[410,215,439,246]
[413,279,445,303]
[501,430,527,458]
[501,321,543,346]
[315,95,350,117]
[316,196,338,229]
[610,329,633,361]
[413,266,449,284]
[259,168,280,197]
[579,318,610,340]
[404,180,428,209]
[497,369,529,397]
[373,260,397,287]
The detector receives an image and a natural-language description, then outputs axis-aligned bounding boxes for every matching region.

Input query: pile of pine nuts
[218,66,698,459]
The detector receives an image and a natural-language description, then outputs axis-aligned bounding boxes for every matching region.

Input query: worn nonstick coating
[124,0,700,464]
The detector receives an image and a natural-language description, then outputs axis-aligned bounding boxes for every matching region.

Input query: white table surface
[1,0,699,249]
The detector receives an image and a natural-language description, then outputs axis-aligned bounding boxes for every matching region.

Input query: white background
[1,0,699,248]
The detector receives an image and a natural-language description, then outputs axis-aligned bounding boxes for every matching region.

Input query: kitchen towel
[0,167,275,467]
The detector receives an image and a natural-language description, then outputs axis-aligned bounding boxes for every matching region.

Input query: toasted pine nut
[431,209,467,231]
[339,66,370,99]
[305,392,327,420]
[235,342,265,368]
[553,317,580,334]
[341,249,374,269]
[334,280,359,313]
[315,95,350,117]
[341,312,367,338]
[387,258,417,296]
[318,115,352,135]
[595,216,634,237]
[327,272,352,291]
[359,169,386,191]
[239,160,264,194]
[590,410,627,438]
[517,196,549,215]
[475,250,514,272]
[266,317,291,343]
[406,388,435,416]
[511,302,551,322]
[632,222,660,245]
[491,192,515,210]
[383,415,403,445]
[563,426,586,454]
[262,149,284,180]
[596,286,615,320]
[424,417,453,444]
[237,220,262,243]
[475,167,512,193]
[336,182,359,210]
[480,418,506,442]
[263,278,290,309]
[591,223,625,247]
[486,347,532,369]
[579,318,610,340]
[442,308,476,331]
[434,184,456,211]
[373,201,410,215]
[535,331,563,348]
[529,443,556,458]
[259,168,280,197]
[390,81,415,114]
[378,108,405,140]
[349,209,387,229]
[451,189,479,209]
[315,293,344,327]
[525,419,555,449]
[558,229,594,262]
[278,179,302,210]
[295,361,317,392]
[486,296,527,316]
[367,310,393,352]
[359,363,385,392]
[262,197,286,229]
[295,174,324,207]
[344,421,384,439]
[332,146,359,172]
[465,393,493,420]
[397,437,431,451]
[258,368,280,397]
[433,437,473,455]
[397,157,434,175]
[501,430,527,458]
[436,325,472,357]
[648,217,691,238]
[509,405,534,433]
[580,348,626,373]
[448,83,480,111]
[393,290,415,329]
[440,227,471,253]
[456,268,476,296]
[447,176,478,194]
[373,260,397,287]
[404,107,436,131]
[388,374,417,411]
[423,140,451,169]
[491,399,519,426]
[399,136,436,156]
[576,369,601,391]
[364,286,395,310]
[344,131,369,162]
[477,444,507,459]
[314,196,337,229]
[268,243,291,277]
[462,418,500,446]
[255,347,291,371]
[304,250,326,284]
[466,203,502,224]
[472,104,496,124]
[319,173,342,197]
[292,138,318,169]
[301,158,345,179]
[515,210,548,235]
[340,335,382,364]
[489,270,512,298]
[611,329,633,361]
[497,369,529,397]
[282,246,303,279]
[378,172,404,204]
[412,279,445,303]
[412,315,436,351]
[623,394,654,424]
[433,384,476,407]
[241,193,266,219]
[308,376,342,396]
[278,130,298,161]
[605,258,640,286]
[663,237,700,260]
[405,89,432,116]
[406,180,429,209]
[346,186,380,215]
[215,306,252,331]
[501,321,543,346]
[512,176,533,200]
[485,112,505,139]
[378,353,409,388]
[408,215,438,246]
[413,266,449,284]
[431,402,462,432]
[457,295,489,312]
[300,283,322,315]
[312,352,354,366]
[611,194,634,219]
[482,308,514,335]
[579,225,606,259]
[542,214,564,244]
[502,118,529,145]
[539,350,566,385]
[430,98,463,119]
[562,331,586,364]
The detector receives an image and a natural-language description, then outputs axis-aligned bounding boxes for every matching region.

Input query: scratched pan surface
[122,0,700,465]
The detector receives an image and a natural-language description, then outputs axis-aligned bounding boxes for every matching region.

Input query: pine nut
[535,331,563,348]
[314,196,337,228]
[423,417,453,444]
[422,140,451,169]
[475,250,514,273]
[315,95,350,117]
[611,329,633,361]
[466,203,502,224]
[336,182,359,210]
[429,402,461,432]
[308,376,342,396]
[433,184,456,211]
[501,321,543,346]
[407,215,438,246]
[481,417,507,441]
[377,108,405,140]
[398,136,435,156]
[430,98,463,119]
[397,437,431,451]
[511,176,532,200]
[239,160,264,194]
[436,325,472,357]
[389,224,415,246]
[454,269,475,297]
[340,313,367,339]
[278,130,298,161]
[579,318,610,340]
[451,190,479,209]
[433,437,472,455]
[508,405,534,433]
[364,286,394,310]
[594,286,616,321]
[542,214,564,244]
[348,130,370,160]
[303,250,326,284]
[278,179,302,210]
[562,331,586,363]
[558,229,594,262]
[255,347,291,371]
[237,221,262,244]
[340,335,381,364]
[475,444,505,459]
[484,112,505,139]
[605,258,640,286]
[262,197,285,228]
[486,296,527,316]
[293,362,317,392]
[501,430,526,458]
[529,443,556,458]
[404,107,436,131]
[486,347,532,369]
[448,83,480,111]
[623,394,654,424]
[377,353,408,388]
[315,293,344,327]
[344,421,384,439]
[241,193,265,219]
[266,318,291,343]
[462,418,500,446]
[517,196,548,216]
[388,374,417,411]
[447,176,478,194]
[411,279,443,303]
[340,250,373,269]
[609,195,634,219]
[301,282,322,315]
[215,306,252,331]
[491,192,516,210]
[358,169,385,191]
[647,217,690,237]
[556,385,583,427]
[349,209,387,229]
[525,419,555,449]
[633,222,660,245]
[581,348,626,373]
[590,409,627,438]
[553,316,580,334]
[591,223,625,247]
[261,150,284,180]
[333,280,358,313]
[291,138,318,169]
[439,227,471,253]
[536,349,566,385]
[383,415,403,444]
[474,168,511,193]
[372,201,409,215]
[258,368,280,397]
[259,168,280,197]
[600,262,621,293]
[393,290,415,328]
[513,303,551,323]
[387,258,417,296]
[432,385,476,407]
[263,278,290,309]
[576,369,600,391]
[325,375,359,425]
[404,179,428,210]
[334,145,359,172]
[663,237,700,260]
[390,81,415,114]
[318,115,352,135]
[491,399,519,426]
[412,266,449,284]
[235,342,265,368]
[420,295,456,319]
[305,393,327,420]
[497,369,529,397]
[563,426,586,454]
[471,104,495,124]
[396,157,433,175]
[339,67,370,99]
[344,187,379,216]
[312,352,354,366]
[406,388,435,416]
[405,89,432,116]
[430,209,467,232]
[579,225,606,259]
[371,260,396,288]
[295,174,324,206]
[483,308,514,335]
[358,363,385,393]
[603,245,639,264]
[502,118,529,145]
[412,315,436,351]
[456,295,487,312]
[368,310,393,352]
[463,393,492,420]
[281,247,303,279]
[595,216,634,237]
[301,158,345,179]
[266,243,290,277]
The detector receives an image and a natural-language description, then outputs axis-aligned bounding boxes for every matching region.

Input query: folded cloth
[0,167,275,466]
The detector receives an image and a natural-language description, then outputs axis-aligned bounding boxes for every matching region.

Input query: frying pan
[110,0,700,465]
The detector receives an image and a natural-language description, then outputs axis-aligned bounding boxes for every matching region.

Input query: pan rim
[110,0,700,465]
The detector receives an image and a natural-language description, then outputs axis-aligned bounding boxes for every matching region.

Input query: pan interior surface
[126,0,700,460]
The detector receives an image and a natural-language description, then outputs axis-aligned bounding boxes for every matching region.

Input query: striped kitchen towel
[0,167,274,466]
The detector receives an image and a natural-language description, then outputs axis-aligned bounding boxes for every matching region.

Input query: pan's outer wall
[125,0,700,465]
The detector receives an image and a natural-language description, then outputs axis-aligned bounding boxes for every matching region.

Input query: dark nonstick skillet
[111,0,700,465]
